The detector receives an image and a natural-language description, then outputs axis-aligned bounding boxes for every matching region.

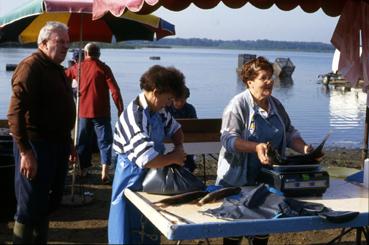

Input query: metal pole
[361,105,369,167]
[71,14,84,198]
[62,14,94,206]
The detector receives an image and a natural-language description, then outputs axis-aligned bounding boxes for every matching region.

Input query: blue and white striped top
[113,92,181,168]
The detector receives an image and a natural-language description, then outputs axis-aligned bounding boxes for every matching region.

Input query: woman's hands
[234,138,270,165]
[255,143,270,165]
[304,144,313,154]
[290,137,313,155]
[169,145,186,166]
[145,145,187,168]
[169,129,186,166]
[254,139,313,165]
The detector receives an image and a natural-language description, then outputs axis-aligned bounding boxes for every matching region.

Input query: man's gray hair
[84,42,100,58]
[37,21,68,45]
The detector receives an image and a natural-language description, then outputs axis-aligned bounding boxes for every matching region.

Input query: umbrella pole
[71,50,81,198]
[63,14,93,206]
[71,17,83,199]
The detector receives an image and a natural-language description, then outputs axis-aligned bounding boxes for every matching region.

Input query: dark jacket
[7,49,76,152]
[166,103,197,119]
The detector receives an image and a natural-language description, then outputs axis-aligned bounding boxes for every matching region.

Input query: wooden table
[124,179,369,242]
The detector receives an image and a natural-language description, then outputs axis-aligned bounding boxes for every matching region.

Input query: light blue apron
[108,110,165,244]
[247,109,284,185]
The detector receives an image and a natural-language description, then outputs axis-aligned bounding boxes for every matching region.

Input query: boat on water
[236,55,295,84]
[318,72,346,86]
[318,49,364,89]
[5,64,17,71]
[236,53,256,76]
[273,57,295,79]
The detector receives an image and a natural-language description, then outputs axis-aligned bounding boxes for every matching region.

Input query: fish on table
[267,133,330,165]
[154,187,242,207]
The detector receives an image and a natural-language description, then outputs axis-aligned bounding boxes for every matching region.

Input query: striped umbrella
[0,0,175,44]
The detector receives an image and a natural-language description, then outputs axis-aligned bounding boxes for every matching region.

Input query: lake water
[0,47,367,148]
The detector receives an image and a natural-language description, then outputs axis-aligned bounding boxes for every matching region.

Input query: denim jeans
[77,117,113,169]
[13,140,70,224]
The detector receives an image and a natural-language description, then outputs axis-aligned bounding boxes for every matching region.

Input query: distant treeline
[127,38,334,52]
[0,38,334,52]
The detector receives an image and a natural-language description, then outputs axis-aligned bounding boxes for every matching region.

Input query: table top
[124,178,369,240]
[165,141,221,155]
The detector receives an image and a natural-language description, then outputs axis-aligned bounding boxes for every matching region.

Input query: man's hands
[69,144,77,165]
[20,150,37,180]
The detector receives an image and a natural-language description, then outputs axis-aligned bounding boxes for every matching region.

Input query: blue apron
[247,109,284,185]
[108,111,165,244]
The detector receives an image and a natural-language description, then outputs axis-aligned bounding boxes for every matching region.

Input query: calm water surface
[0,47,366,148]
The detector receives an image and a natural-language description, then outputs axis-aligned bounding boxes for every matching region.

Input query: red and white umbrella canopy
[92,0,348,20]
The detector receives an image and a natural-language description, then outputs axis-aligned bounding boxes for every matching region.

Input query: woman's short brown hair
[240,56,273,86]
[140,65,186,98]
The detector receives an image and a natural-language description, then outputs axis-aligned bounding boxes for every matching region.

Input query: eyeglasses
[258,74,276,82]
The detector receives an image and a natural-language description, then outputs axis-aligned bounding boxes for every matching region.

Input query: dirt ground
[0,148,366,244]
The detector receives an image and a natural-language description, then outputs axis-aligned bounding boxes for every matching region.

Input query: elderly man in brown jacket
[7,21,75,244]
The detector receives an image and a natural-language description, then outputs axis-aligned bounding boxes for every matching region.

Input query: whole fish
[267,133,330,165]
[197,187,241,206]
[154,190,208,207]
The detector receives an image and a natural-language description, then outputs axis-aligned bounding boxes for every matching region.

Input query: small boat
[149,56,160,60]
[318,72,364,90]
[236,54,256,75]
[318,49,364,89]
[5,64,17,71]
[318,72,346,86]
[273,58,295,78]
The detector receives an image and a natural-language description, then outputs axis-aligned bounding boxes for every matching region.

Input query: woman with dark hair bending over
[108,65,187,244]
[217,57,312,245]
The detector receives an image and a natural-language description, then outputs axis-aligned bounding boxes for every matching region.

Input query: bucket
[0,128,16,221]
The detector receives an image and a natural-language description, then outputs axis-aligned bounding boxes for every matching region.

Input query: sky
[0,1,339,44]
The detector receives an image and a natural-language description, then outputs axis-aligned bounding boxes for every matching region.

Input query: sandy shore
[0,147,365,244]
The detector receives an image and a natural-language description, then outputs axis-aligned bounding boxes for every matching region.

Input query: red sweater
[65,58,123,118]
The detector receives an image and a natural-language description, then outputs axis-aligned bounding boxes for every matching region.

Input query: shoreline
[319,147,362,169]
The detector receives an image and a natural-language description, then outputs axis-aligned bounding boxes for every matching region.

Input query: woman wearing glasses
[216,57,312,245]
